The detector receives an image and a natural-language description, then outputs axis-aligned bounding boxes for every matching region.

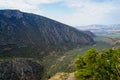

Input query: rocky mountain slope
[0,10,94,48]
[0,10,95,80]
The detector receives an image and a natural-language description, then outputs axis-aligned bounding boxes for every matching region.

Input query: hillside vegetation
[49,48,120,80]
[75,48,120,80]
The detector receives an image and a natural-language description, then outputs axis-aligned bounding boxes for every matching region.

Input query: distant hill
[0,10,94,57]
[77,24,120,34]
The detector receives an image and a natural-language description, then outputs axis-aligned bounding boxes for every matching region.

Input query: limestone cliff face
[0,59,43,80]
[0,10,94,48]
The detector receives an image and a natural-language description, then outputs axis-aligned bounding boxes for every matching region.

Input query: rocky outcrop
[0,10,94,48]
[49,72,77,80]
[0,59,43,80]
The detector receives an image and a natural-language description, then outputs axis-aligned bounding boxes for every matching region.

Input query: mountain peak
[0,9,23,18]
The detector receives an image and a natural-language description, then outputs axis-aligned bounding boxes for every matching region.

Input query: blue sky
[0,0,120,26]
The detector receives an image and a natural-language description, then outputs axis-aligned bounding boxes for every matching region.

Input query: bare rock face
[0,10,94,47]
[0,59,43,80]
[0,10,95,58]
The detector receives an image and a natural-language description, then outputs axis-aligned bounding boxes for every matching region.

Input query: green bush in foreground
[75,48,120,80]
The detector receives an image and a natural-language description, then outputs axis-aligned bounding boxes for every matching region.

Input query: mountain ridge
[0,9,94,48]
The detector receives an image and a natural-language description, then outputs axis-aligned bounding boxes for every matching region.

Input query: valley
[0,10,119,80]
[43,36,120,79]
[48,35,120,80]
[0,10,95,80]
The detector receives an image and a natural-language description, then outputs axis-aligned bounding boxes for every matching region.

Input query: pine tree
[74,48,120,80]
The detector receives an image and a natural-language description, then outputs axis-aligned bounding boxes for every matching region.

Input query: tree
[74,48,120,80]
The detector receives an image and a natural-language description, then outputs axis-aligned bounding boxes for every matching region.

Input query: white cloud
[0,0,120,26]
[0,0,63,14]
[0,0,38,13]
[55,0,120,26]
[26,0,62,5]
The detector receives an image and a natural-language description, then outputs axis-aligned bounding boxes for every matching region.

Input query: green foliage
[75,48,120,80]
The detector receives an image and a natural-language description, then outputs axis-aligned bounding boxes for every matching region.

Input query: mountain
[0,10,94,56]
[0,9,95,80]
